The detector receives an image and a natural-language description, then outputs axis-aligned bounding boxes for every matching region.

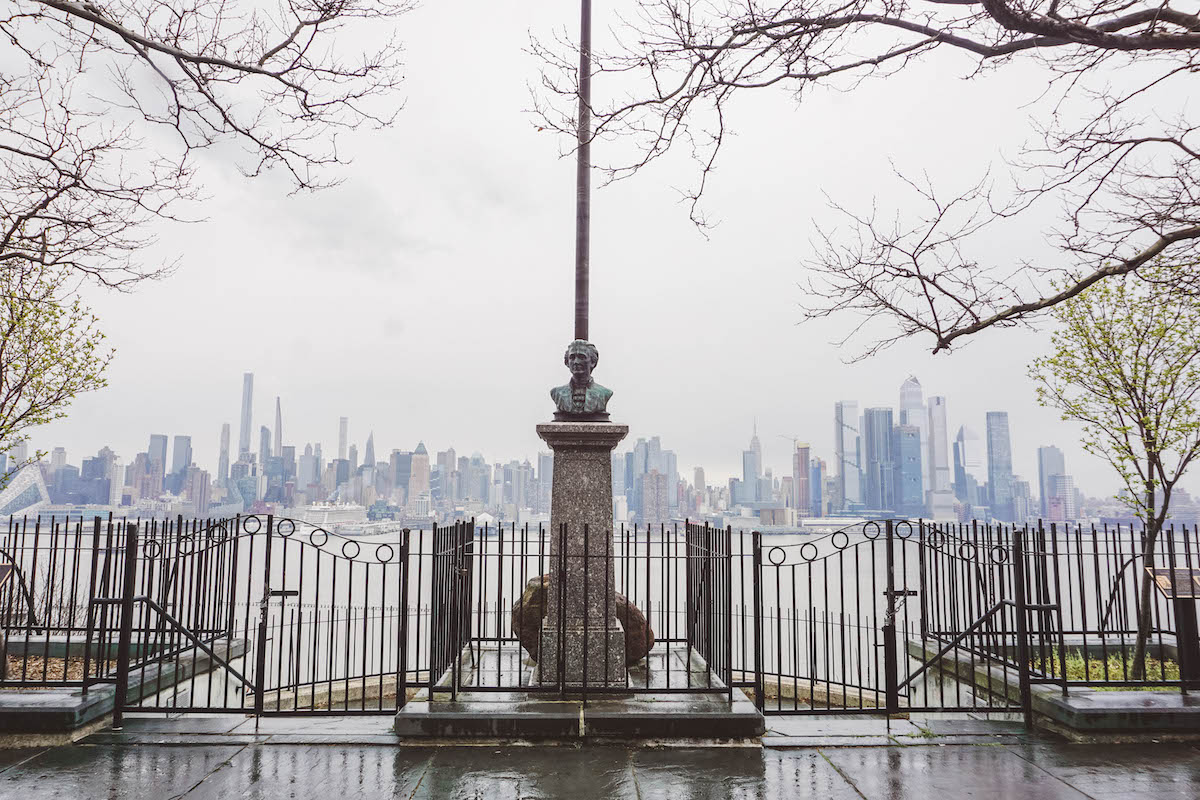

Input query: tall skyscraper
[338,417,348,461]
[638,470,669,525]
[892,424,924,518]
[1037,446,1066,519]
[217,424,231,484]
[238,372,253,458]
[148,434,168,473]
[953,426,982,504]
[898,377,928,490]
[364,433,376,469]
[259,426,271,472]
[273,397,283,458]
[171,435,192,475]
[1050,474,1078,521]
[834,401,861,509]
[986,411,1015,521]
[927,396,951,492]
[862,408,895,511]
[749,421,762,481]
[693,467,705,492]
[792,443,810,513]
[408,442,430,500]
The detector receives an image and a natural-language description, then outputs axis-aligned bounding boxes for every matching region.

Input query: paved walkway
[2,716,1199,798]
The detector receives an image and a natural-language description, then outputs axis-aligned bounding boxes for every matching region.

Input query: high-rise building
[338,417,348,461]
[927,396,951,492]
[238,372,253,458]
[1037,446,1066,519]
[834,401,861,509]
[274,397,283,458]
[638,470,669,526]
[792,443,810,512]
[50,447,66,471]
[148,434,168,474]
[741,449,759,503]
[664,450,678,510]
[1050,474,1077,521]
[348,444,359,473]
[171,435,192,476]
[364,433,376,471]
[899,377,928,491]
[407,442,430,501]
[862,408,895,511]
[218,423,231,484]
[892,424,924,518]
[693,467,705,492]
[749,422,762,481]
[259,426,271,473]
[953,426,982,504]
[810,458,826,517]
[986,412,1015,521]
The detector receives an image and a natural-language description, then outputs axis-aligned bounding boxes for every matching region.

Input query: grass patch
[1032,649,1180,690]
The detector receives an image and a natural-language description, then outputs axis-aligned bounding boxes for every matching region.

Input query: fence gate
[753,520,1050,718]
[83,515,417,723]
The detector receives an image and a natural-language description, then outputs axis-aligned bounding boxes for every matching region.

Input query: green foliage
[1032,649,1180,688]
[1029,264,1200,528]
[0,265,112,466]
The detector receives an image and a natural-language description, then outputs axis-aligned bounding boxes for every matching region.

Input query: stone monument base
[536,624,626,686]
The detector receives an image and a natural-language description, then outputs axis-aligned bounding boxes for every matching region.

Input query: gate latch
[881,589,917,626]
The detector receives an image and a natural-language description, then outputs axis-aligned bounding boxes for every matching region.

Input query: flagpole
[574,0,592,342]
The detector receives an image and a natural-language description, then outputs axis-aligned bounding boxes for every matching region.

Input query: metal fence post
[883,520,900,715]
[1012,527,1034,729]
[398,528,411,710]
[111,522,139,730]
[751,530,764,712]
[253,515,274,720]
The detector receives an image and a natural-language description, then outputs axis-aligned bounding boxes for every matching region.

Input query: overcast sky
[31,0,1153,499]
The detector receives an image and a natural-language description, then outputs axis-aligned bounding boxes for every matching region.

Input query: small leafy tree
[1030,264,1200,677]
[0,264,112,470]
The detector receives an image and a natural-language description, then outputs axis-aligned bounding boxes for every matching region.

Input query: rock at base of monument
[535,625,626,686]
[511,574,656,667]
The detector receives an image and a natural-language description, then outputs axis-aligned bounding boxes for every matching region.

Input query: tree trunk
[1130,483,1159,681]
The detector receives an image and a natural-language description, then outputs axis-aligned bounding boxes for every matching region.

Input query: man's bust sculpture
[551,339,612,421]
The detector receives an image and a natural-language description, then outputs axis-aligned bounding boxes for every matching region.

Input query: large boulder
[511,574,655,667]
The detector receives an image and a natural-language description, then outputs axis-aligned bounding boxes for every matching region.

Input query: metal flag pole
[574,0,592,342]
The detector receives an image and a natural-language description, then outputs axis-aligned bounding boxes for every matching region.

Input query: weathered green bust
[551,339,612,421]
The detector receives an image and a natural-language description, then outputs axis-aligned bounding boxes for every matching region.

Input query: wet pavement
[1,716,1199,798]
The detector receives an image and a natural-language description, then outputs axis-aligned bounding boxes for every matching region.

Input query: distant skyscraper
[259,426,271,472]
[238,372,253,458]
[638,470,669,525]
[792,443,810,513]
[171,435,192,475]
[892,425,924,518]
[664,450,678,510]
[927,396,951,492]
[218,423,231,483]
[1050,474,1078,521]
[1037,446,1066,519]
[834,401,861,509]
[953,426,982,503]
[693,467,705,492]
[274,397,283,458]
[749,421,762,480]
[148,434,168,473]
[899,377,928,494]
[408,442,430,501]
[986,412,1015,521]
[862,408,895,511]
[364,433,376,469]
[338,417,348,461]
[348,444,358,473]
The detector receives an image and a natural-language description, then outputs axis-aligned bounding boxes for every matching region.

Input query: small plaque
[1145,567,1200,600]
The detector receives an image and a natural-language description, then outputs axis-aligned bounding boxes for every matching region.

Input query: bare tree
[531,0,1200,357]
[2,0,411,291]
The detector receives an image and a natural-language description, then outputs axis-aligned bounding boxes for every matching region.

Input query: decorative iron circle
[178,535,195,556]
[990,545,1009,564]
[309,529,329,548]
[209,523,228,544]
[958,541,978,561]
[142,540,162,559]
[243,515,262,534]
[896,520,914,539]
[277,519,296,537]
[863,521,881,540]
[928,529,946,549]
[342,540,361,559]
[768,546,787,566]
[832,531,850,551]
[375,543,395,563]
[800,542,819,563]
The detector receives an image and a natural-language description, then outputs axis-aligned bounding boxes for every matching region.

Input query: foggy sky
[31,0,1150,500]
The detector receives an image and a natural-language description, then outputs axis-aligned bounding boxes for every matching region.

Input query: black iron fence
[1,514,1196,726]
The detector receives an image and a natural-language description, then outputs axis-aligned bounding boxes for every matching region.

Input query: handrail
[900,599,1059,691]
[87,596,255,691]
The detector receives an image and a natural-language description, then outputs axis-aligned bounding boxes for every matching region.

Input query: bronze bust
[551,339,612,421]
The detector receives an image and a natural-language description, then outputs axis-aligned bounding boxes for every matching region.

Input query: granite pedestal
[535,421,627,686]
